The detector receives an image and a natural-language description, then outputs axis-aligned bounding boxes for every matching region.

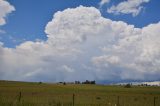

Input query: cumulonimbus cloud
[0,5,160,82]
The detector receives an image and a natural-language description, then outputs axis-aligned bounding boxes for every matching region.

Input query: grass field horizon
[0,80,160,106]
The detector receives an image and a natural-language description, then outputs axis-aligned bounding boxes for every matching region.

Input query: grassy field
[0,81,160,106]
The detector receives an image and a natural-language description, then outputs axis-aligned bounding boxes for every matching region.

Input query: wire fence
[0,92,159,106]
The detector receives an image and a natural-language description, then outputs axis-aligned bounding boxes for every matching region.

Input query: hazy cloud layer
[0,6,160,82]
[107,0,150,16]
[0,0,15,26]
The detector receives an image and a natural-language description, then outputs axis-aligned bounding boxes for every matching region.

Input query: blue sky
[1,0,99,47]
[0,0,160,83]
[1,0,160,47]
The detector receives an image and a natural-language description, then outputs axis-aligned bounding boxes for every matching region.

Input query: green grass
[0,80,160,106]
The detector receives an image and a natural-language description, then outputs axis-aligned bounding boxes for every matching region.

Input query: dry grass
[0,80,160,106]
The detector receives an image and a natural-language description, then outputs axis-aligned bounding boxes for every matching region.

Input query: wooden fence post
[18,92,22,102]
[154,97,156,106]
[117,96,119,106]
[72,93,75,106]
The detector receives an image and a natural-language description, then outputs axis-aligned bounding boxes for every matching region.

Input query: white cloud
[0,0,15,25]
[61,65,74,73]
[0,5,160,82]
[92,55,120,68]
[0,29,5,34]
[99,0,110,7]
[107,0,150,16]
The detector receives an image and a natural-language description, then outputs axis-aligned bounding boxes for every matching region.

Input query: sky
[0,0,160,83]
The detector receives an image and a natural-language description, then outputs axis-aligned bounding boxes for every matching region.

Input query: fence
[0,92,159,106]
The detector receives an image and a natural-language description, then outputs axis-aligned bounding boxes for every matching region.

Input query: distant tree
[38,82,42,84]
[124,83,131,88]
[63,82,66,85]
[145,84,148,86]
[91,80,96,84]
[82,80,96,84]
[75,81,81,84]
[86,80,90,84]
[82,80,89,84]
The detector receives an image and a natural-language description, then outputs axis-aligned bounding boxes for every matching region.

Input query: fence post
[154,97,156,106]
[18,92,22,102]
[117,96,119,106]
[72,93,75,106]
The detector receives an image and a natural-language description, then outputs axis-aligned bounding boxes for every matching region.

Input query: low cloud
[0,6,160,82]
